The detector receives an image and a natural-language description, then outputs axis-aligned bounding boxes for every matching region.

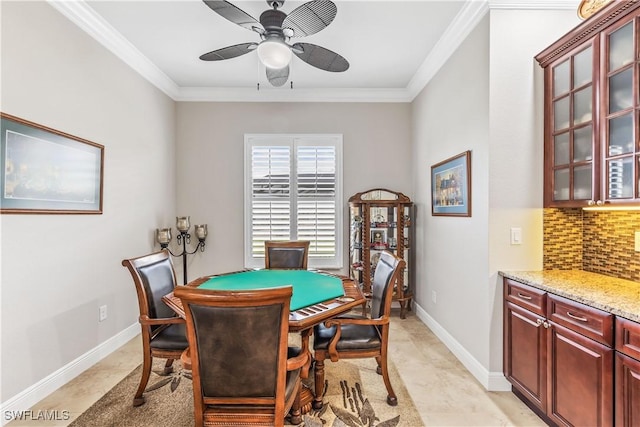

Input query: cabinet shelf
[348,188,414,319]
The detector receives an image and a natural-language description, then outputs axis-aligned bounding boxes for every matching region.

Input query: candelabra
[156,216,207,285]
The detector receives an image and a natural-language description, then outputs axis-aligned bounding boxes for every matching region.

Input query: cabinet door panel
[504,302,547,411]
[548,324,614,427]
[616,353,640,427]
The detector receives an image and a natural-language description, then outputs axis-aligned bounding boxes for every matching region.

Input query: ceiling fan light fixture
[257,39,292,69]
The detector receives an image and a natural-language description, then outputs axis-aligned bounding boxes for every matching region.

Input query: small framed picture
[431,150,471,217]
[371,229,387,246]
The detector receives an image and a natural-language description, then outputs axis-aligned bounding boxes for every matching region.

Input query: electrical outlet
[635,231,640,252]
[431,291,437,304]
[99,305,107,322]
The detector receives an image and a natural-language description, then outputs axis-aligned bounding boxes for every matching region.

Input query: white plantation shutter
[245,135,343,268]
[297,144,336,259]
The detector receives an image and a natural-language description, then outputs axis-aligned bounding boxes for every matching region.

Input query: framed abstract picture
[1,113,104,214]
[431,150,471,217]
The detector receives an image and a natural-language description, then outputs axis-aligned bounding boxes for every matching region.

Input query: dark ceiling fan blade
[266,65,289,87]
[202,0,264,33]
[282,0,337,37]
[199,42,258,61]
[292,42,349,72]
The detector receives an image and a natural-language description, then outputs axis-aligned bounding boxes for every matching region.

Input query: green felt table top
[197,269,345,311]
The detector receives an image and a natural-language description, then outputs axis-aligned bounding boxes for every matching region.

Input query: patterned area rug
[70,354,422,427]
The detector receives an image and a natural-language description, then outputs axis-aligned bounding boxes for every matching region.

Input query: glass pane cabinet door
[604,19,638,202]
[550,45,594,203]
[539,5,640,207]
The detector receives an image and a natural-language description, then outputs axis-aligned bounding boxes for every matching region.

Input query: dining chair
[264,240,310,269]
[174,285,308,427]
[312,250,406,409]
[121,249,189,407]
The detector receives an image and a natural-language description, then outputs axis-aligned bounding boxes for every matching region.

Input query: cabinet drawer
[547,294,614,347]
[616,317,640,360]
[504,278,546,316]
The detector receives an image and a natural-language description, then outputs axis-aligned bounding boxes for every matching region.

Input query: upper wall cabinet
[536,2,640,207]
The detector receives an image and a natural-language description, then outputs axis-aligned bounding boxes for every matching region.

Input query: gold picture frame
[1,113,104,214]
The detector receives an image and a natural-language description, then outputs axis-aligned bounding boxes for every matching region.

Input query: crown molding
[175,86,413,103]
[406,0,489,100]
[47,0,181,99]
[47,0,576,103]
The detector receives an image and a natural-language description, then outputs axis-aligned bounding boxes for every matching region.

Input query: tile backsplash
[544,208,640,282]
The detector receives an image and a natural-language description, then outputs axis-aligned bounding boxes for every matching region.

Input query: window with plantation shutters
[244,134,343,269]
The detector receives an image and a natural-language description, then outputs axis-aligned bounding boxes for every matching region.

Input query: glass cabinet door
[603,19,638,201]
[550,45,595,203]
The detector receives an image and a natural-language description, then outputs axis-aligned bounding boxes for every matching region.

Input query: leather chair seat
[314,315,381,351]
[150,323,189,350]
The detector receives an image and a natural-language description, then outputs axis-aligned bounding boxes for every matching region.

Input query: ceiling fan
[199,0,350,87]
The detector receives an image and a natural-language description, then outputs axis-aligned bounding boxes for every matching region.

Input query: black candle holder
[156,216,207,285]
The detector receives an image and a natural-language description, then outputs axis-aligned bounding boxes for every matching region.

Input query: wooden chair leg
[312,354,326,410]
[289,383,303,425]
[161,358,175,375]
[133,353,152,406]
[376,355,397,406]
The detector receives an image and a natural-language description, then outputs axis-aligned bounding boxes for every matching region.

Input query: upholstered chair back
[175,285,305,427]
[265,240,310,269]
[370,251,402,320]
[135,254,177,323]
[192,302,283,397]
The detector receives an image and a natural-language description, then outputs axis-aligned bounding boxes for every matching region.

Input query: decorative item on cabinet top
[578,0,613,19]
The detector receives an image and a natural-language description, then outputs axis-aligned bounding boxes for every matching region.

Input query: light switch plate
[511,227,522,245]
[635,231,640,252]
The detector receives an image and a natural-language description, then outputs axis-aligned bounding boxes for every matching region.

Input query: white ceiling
[48,0,577,102]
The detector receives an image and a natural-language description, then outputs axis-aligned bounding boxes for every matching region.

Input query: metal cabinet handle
[517,293,532,300]
[566,311,588,322]
[535,318,550,328]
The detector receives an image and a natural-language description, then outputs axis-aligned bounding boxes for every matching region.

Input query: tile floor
[7,310,545,426]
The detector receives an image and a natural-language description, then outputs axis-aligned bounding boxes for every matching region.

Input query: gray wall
[410,9,580,387]
[1,2,177,401]
[174,102,412,279]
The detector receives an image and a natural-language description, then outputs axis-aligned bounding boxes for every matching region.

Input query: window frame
[243,134,343,269]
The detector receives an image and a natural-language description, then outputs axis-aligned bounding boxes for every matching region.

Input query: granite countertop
[499,270,640,323]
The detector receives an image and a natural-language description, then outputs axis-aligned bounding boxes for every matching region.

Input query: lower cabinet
[615,317,640,427]
[504,278,614,427]
[615,353,640,427]
[548,322,613,427]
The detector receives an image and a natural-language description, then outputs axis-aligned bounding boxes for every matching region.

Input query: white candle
[195,224,208,240]
[176,216,190,232]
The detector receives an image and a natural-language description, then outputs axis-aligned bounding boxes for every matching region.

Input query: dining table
[162,268,365,424]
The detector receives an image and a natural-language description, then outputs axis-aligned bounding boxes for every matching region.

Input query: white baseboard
[413,303,511,392]
[1,323,139,425]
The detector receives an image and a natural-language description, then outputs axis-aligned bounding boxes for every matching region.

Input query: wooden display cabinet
[348,189,414,319]
[536,2,640,207]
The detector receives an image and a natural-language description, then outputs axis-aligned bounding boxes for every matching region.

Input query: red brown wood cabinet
[535,2,640,208]
[503,278,615,426]
[615,317,640,427]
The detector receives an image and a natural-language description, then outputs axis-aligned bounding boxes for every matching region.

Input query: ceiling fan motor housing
[260,9,287,35]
